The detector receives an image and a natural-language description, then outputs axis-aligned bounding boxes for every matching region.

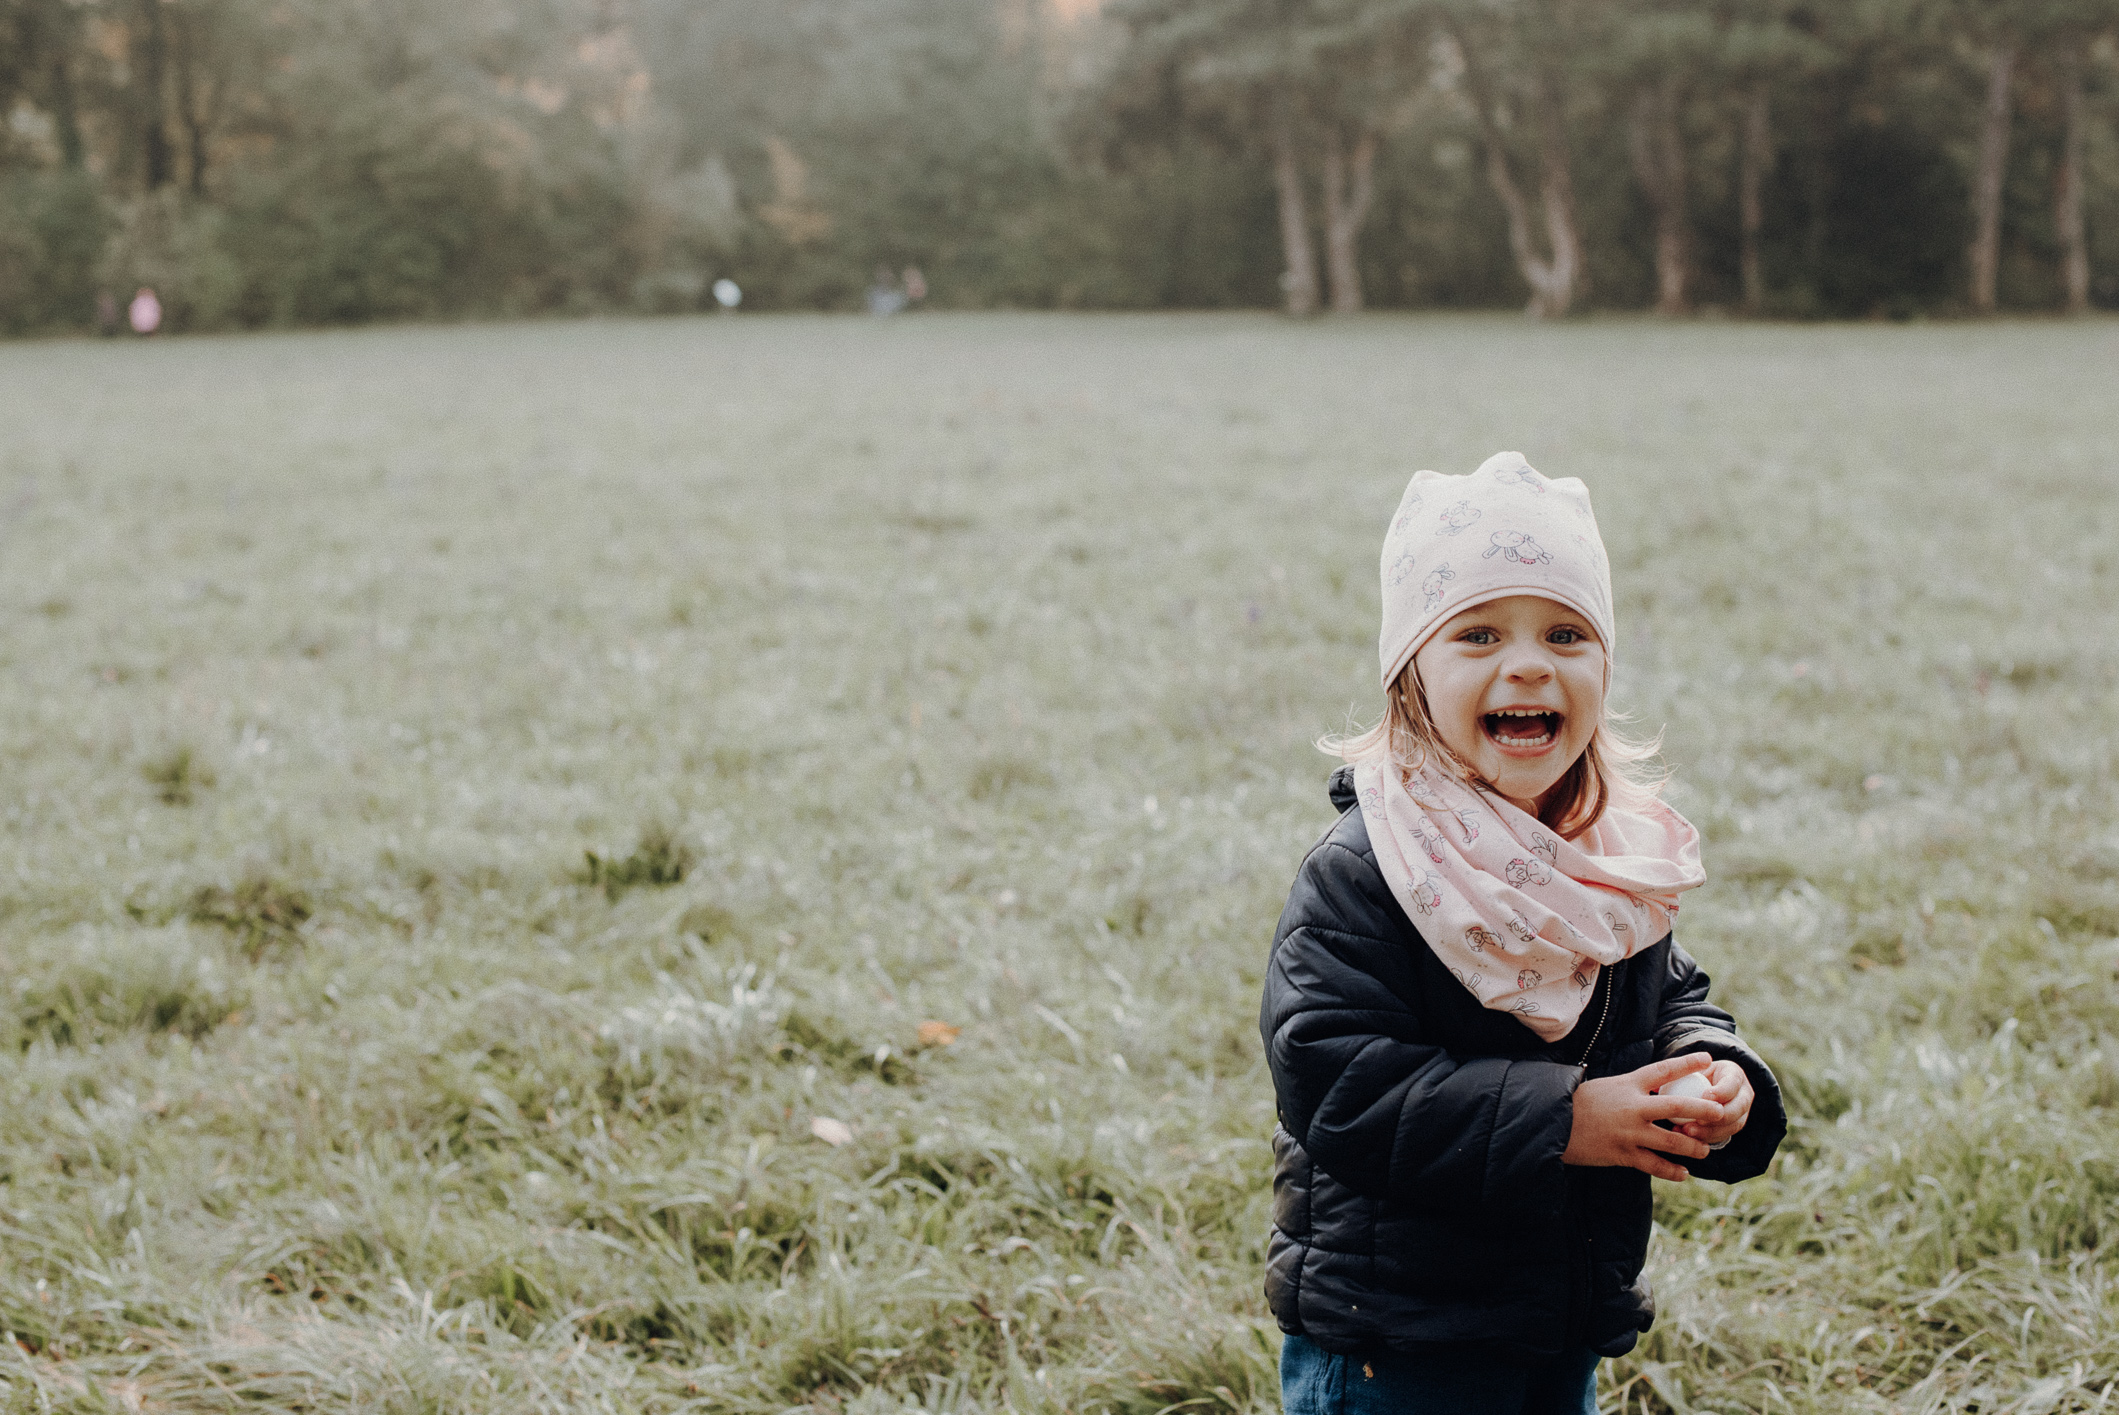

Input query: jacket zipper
[1565,960,1615,1351]
[1571,963,1614,1071]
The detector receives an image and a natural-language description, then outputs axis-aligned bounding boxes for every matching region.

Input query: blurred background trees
[0,0,2114,331]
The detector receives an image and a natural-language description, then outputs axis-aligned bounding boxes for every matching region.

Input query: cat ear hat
[1377,451,1617,689]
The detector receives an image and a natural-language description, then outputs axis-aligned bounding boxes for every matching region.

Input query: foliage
[583,824,698,899]
[140,744,214,806]
[187,874,316,958]
[0,312,2117,1407]
[0,170,109,334]
[0,0,2115,327]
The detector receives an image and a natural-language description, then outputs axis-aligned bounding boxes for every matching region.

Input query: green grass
[0,311,2116,1413]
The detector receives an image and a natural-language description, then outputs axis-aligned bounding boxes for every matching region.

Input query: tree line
[0,0,2113,334]
[1104,0,2119,316]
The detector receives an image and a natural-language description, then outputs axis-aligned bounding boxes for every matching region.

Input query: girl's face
[1412,594,1605,814]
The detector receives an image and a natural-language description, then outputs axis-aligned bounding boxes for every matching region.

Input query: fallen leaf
[810,1116,854,1146]
[917,1019,961,1048]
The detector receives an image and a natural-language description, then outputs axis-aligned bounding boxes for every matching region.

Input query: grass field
[2,311,2117,1413]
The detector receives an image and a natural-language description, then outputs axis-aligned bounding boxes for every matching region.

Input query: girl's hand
[1561,1053,1724,1182]
[1673,1059,1753,1146]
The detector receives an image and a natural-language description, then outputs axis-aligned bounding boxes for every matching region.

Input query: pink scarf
[1354,759,1705,1042]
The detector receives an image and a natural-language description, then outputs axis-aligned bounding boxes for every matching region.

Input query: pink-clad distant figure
[128,287,162,336]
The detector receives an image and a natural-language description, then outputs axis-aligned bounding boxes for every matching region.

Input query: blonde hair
[1319,662,1665,840]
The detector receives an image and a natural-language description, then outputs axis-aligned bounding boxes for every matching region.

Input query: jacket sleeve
[1261,831,1581,1216]
[1651,939,1787,1183]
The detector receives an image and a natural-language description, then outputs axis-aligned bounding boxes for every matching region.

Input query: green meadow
[1,312,2117,1413]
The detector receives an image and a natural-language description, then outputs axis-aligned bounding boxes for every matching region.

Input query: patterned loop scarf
[1353,759,1705,1043]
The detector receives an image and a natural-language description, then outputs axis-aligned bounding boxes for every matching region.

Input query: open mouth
[1483,708,1562,751]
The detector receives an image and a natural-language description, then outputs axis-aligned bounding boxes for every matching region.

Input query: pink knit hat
[1377,451,1615,688]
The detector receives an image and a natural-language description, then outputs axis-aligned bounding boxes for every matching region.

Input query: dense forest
[1,0,2115,332]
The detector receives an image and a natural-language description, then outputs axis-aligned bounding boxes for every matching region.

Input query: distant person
[95,290,120,337]
[865,266,905,317]
[128,287,162,337]
[1262,452,1785,1413]
[902,266,927,305]
[713,278,742,311]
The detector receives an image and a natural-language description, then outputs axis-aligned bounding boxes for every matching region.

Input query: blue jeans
[1280,1333,1599,1415]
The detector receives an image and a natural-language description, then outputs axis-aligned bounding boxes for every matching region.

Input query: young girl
[1261,452,1785,1414]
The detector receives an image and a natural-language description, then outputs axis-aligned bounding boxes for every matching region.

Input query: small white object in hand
[1656,1071,1713,1101]
[1656,1069,1730,1149]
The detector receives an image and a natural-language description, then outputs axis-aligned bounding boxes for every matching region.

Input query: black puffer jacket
[1259,768,1785,1359]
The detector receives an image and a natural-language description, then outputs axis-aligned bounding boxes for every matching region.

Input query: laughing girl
[1261,452,1786,1414]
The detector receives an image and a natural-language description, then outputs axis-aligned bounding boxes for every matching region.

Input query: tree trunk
[2053,45,2089,315]
[1322,127,1377,314]
[1272,109,1320,317]
[50,55,85,169]
[171,8,211,196]
[1455,30,1581,319]
[139,0,174,189]
[1967,41,2014,313]
[186,110,210,197]
[1530,76,1585,316]
[1738,82,1771,314]
[1628,78,1692,315]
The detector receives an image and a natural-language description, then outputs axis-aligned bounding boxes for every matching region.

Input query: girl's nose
[1503,648,1555,682]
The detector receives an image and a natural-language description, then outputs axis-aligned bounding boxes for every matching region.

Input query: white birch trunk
[1531,79,1584,316]
[1456,34,1582,319]
[1323,128,1377,314]
[1273,111,1320,318]
[1967,42,2015,313]
[1628,80,1692,315]
[1739,83,1771,314]
[2053,47,2089,315]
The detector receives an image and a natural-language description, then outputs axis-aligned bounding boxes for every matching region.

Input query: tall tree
[1441,0,1596,317]
[1100,0,1305,312]
[2050,42,2088,313]
[1710,0,1831,313]
[1627,73,1693,313]
[0,0,91,169]
[2032,0,2116,314]
[1965,37,2013,311]
[1305,0,1422,312]
[165,0,260,197]
[1319,121,1377,311]
[1737,78,1770,309]
[1607,3,1720,314]
[1101,0,1406,313]
[136,0,175,189]
[1268,100,1322,311]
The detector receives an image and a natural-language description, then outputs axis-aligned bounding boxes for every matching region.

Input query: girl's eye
[1548,627,1585,645]
[1462,629,1498,645]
